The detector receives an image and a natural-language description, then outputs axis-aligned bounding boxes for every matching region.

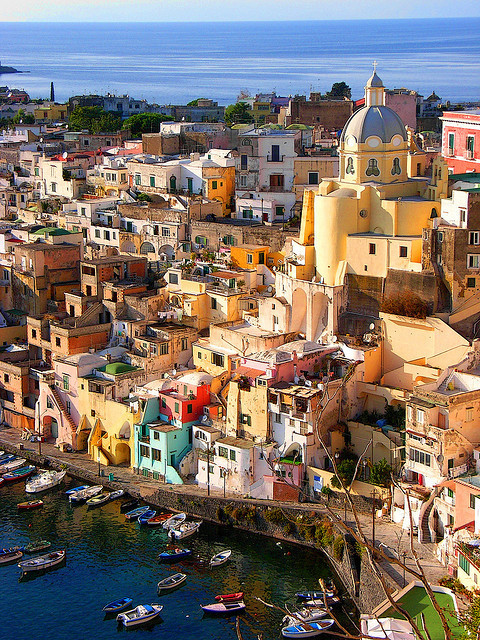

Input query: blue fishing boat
[158,547,192,562]
[125,506,150,521]
[102,596,133,613]
[138,509,156,525]
[65,485,89,495]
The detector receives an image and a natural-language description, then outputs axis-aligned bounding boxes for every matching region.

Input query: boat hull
[18,550,65,573]
[157,572,187,592]
[116,604,163,627]
[103,597,133,613]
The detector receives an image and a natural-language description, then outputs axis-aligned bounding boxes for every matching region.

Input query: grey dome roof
[340,105,407,144]
[366,71,383,88]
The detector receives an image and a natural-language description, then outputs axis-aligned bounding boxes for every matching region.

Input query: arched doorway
[140,241,155,255]
[159,244,174,261]
[50,418,58,439]
[115,442,131,466]
[120,240,136,253]
[169,175,177,192]
[291,288,307,334]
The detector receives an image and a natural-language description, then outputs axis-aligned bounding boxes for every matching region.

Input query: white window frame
[469,231,480,246]
[468,254,480,269]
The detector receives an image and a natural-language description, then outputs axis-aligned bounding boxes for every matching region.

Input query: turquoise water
[0,477,340,640]
[0,19,479,103]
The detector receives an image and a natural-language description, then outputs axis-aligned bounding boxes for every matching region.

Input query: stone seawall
[1,440,393,613]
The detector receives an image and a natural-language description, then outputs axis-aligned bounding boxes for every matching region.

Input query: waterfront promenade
[0,424,446,591]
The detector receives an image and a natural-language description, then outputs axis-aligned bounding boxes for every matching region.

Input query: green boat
[24,540,51,554]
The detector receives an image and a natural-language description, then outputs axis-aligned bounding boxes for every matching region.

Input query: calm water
[0,19,479,104]
[0,477,340,640]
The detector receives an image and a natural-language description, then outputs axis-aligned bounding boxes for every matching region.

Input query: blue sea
[0,478,341,640]
[0,18,479,105]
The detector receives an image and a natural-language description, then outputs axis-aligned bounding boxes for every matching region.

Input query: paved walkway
[0,425,446,588]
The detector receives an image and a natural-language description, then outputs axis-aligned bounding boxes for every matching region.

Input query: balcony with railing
[458,542,480,571]
[267,154,285,163]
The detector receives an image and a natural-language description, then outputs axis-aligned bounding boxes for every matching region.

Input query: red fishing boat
[215,592,244,602]
[17,500,44,510]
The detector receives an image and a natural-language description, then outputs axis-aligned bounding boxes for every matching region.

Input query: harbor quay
[0,425,446,614]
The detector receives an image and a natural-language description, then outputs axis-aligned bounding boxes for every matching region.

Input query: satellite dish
[266,285,273,293]
[332,335,338,343]
[369,323,375,331]
[62,151,68,159]
[437,454,444,464]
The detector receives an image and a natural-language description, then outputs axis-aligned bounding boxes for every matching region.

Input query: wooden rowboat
[146,512,174,526]
[102,596,133,613]
[17,500,44,510]
[210,549,232,567]
[0,550,23,564]
[201,601,246,614]
[157,572,187,592]
[281,619,334,638]
[215,592,244,602]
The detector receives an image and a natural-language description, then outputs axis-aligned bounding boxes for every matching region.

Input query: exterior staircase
[50,385,77,434]
[418,487,438,543]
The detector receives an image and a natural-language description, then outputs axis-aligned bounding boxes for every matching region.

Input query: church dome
[340,105,407,145]
[366,71,383,88]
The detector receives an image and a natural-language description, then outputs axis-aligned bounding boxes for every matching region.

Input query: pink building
[441,110,480,173]
[158,371,212,424]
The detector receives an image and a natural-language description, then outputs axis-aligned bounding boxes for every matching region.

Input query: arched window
[366,158,380,177]
[346,157,355,175]
[391,157,401,175]
[140,241,155,254]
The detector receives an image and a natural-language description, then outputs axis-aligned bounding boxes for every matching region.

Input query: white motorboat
[162,512,186,530]
[69,485,103,503]
[18,550,66,573]
[210,549,232,567]
[168,520,202,540]
[25,470,66,494]
[116,603,163,627]
[283,607,328,625]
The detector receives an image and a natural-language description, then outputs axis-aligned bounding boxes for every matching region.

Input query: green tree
[186,98,207,107]
[369,458,392,488]
[121,112,173,137]
[68,106,121,134]
[224,102,254,126]
[461,595,480,635]
[331,458,358,489]
[12,109,35,125]
[326,82,352,99]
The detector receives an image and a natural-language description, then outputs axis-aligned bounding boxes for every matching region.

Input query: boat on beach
[25,470,66,494]
[201,600,246,614]
[281,619,334,637]
[18,549,65,573]
[158,547,192,562]
[210,549,231,566]
[157,572,187,592]
[3,465,36,482]
[168,520,202,540]
[116,603,163,627]
[162,512,186,530]
[17,499,44,510]
[102,596,133,613]
[0,550,23,564]
[69,485,102,503]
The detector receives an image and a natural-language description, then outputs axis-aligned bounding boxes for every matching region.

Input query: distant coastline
[0,64,22,75]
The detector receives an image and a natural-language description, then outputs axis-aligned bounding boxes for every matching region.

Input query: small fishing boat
[108,489,124,501]
[210,549,232,567]
[157,572,187,593]
[69,485,103,503]
[303,597,340,608]
[0,457,27,473]
[215,592,244,602]
[168,520,202,540]
[0,546,22,556]
[86,492,111,507]
[102,596,133,613]
[125,505,150,521]
[0,550,23,564]
[296,591,336,601]
[281,619,334,638]
[158,547,192,562]
[25,470,66,494]
[17,499,44,510]
[3,465,36,483]
[201,600,246,615]
[146,512,175,526]
[18,549,65,573]
[283,608,328,625]
[65,485,89,495]
[138,509,156,525]
[23,540,51,554]
[162,512,186,530]
[116,603,163,627]
[120,498,138,512]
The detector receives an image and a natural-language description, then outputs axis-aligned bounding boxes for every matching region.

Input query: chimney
[50,82,55,102]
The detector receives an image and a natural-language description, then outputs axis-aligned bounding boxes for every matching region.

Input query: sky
[1,0,480,22]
